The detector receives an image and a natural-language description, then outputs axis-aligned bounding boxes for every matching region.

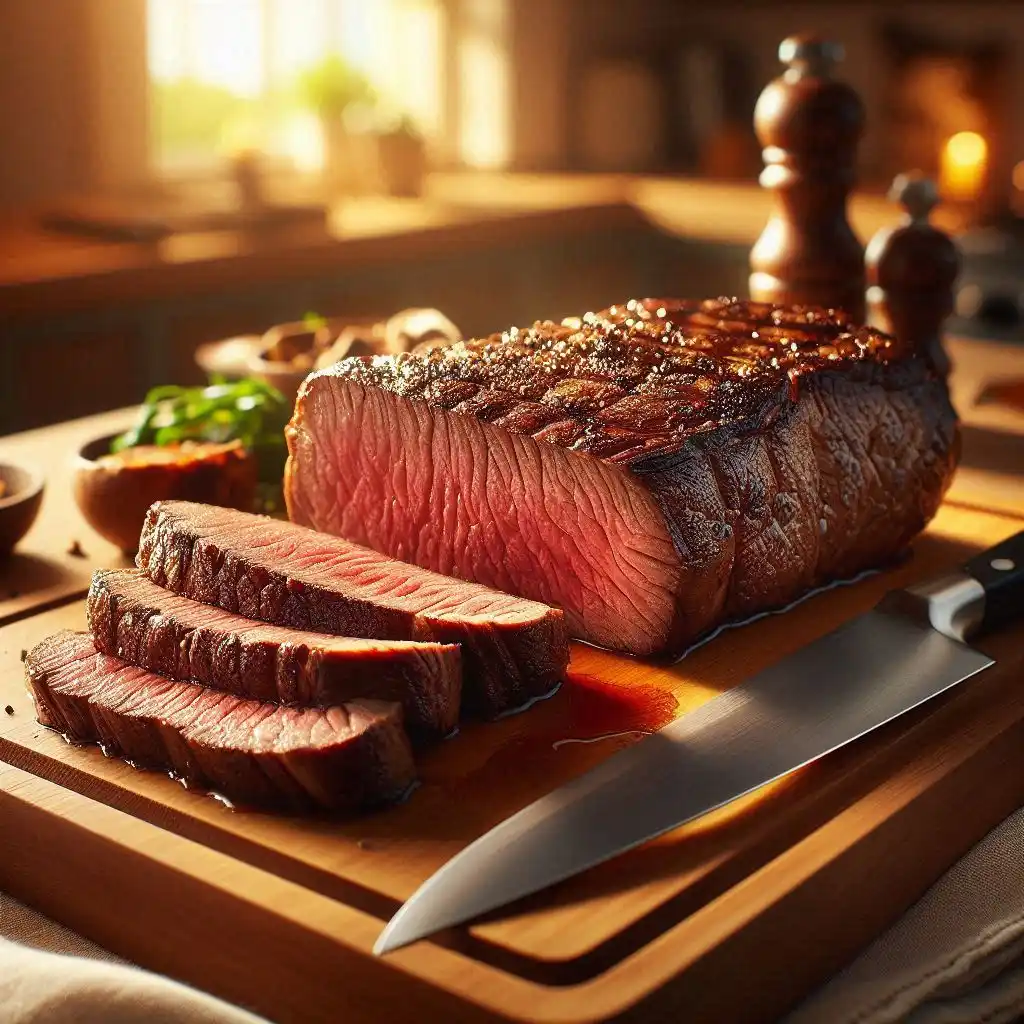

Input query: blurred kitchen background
[2,0,1024,433]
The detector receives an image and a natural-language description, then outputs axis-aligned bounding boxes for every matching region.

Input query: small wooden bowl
[0,463,45,557]
[72,434,258,555]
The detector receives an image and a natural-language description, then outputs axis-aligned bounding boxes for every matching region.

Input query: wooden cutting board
[1,500,1024,1023]
[946,337,1024,516]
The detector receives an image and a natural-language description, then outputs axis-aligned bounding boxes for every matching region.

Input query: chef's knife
[375,531,1024,955]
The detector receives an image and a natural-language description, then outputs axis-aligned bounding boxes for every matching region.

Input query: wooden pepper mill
[749,34,866,321]
[865,173,960,376]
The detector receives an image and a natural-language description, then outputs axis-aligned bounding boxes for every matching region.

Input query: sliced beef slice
[25,631,416,812]
[136,502,569,718]
[88,568,460,741]
[284,297,958,657]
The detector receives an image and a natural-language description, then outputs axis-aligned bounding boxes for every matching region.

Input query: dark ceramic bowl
[0,462,45,557]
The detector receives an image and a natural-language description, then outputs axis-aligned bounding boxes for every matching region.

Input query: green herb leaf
[110,376,292,485]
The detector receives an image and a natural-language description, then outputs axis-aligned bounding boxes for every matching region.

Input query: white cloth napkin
[0,894,267,1024]
[3,807,1024,1023]
[787,806,1024,1024]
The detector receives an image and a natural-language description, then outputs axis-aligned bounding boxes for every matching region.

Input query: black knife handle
[964,529,1024,636]
[887,528,1024,643]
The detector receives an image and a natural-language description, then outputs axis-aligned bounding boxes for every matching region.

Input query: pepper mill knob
[779,34,844,79]
[865,172,960,376]
[749,33,866,321]
[892,172,939,222]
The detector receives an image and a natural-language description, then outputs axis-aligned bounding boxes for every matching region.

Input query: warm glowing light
[458,0,510,169]
[148,0,445,171]
[1013,160,1024,193]
[219,117,262,159]
[939,131,988,201]
[282,113,326,174]
[948,131,986,165]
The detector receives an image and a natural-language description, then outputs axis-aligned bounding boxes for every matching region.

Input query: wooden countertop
[0,173,931,321]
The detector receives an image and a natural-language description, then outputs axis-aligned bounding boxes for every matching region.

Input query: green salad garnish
[111,377,292,507]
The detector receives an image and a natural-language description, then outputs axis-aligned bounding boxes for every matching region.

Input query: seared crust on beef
[285,298,958,656]
[318,298,907,461]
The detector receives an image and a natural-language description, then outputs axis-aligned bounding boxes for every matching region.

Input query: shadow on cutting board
[960,424,1024,476]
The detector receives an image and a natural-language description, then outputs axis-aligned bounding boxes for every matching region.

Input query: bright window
[458,0,510,169]
[146,0,449,173]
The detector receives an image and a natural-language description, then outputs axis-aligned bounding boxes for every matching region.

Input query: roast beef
[136,501,569,718]
[284,297,958,657]
[87,568,461,741]
[25,631,416,812]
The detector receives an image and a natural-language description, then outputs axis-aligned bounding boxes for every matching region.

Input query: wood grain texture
[0,762,484,1024]
[945,336,1024,517]
[2,503,1024,1023]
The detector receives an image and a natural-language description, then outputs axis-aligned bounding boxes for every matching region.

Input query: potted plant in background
[296,55,377,195]
[376,112,428,197]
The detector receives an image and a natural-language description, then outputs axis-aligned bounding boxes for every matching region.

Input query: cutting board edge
[0,761,520,1024]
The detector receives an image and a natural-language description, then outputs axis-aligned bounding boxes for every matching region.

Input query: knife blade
[375,530,1024,955]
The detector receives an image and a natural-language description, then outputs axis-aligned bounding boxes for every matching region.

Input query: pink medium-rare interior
[160,501,552,628]
[287,376,682,653]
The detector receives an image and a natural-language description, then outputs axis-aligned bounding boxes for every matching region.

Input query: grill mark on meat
[26,631,416,812]
[137,501,568,718]
[87,568,461,741]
